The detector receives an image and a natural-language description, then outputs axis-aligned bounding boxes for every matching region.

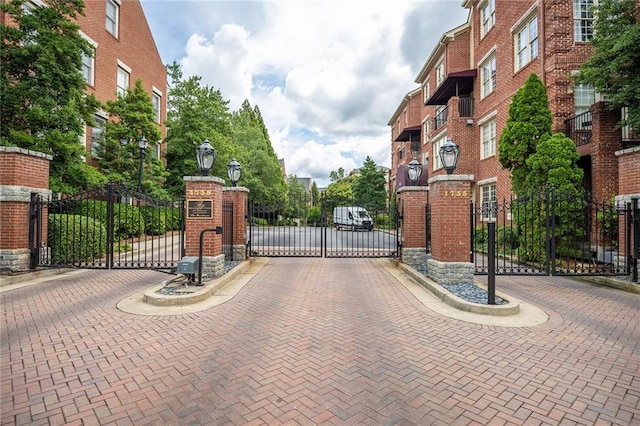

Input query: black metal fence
[472,188,638,280]
[36,183,184,271]
[222,199,234,260]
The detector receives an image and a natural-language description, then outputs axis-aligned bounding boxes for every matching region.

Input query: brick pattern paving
[1,259,639,425]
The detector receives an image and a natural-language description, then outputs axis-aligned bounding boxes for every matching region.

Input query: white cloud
[142,0,469,187]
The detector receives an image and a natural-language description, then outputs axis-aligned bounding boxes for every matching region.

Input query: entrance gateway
[248,195,401,258]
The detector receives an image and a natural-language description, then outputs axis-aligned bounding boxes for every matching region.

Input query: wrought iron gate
[248,196,400,258]
[35,183,185,272]
[472,188,638,280]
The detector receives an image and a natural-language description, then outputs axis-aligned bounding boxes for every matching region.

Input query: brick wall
[397,188,429,250]
[617,147,640,197]
[591,102,623,202]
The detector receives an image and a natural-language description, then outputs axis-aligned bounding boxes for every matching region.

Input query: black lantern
[137,136,149,193]
[196,140,216,176]
[227,158,241,187]
[407,158,422,185]
[439,137,460,175]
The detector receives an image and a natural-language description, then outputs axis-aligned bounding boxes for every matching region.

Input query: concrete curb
[398,261,521,316]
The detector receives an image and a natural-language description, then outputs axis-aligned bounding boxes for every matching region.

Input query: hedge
[48,214,106,262]
[77,200,144,239]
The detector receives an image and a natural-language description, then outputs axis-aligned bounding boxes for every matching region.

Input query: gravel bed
[156,261,241,295]
[411,265,506,305]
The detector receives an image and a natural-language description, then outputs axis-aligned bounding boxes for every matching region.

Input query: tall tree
[98,80,167,198]
[352,157,387,212]
[577,0,640,131]
[231,100,286,204]
[0,0,104,193]
[164,63,233,197]
[498,73,552,194]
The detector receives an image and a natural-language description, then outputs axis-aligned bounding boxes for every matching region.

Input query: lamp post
[137,136,148,193]
[196,140,216,176]
[407,158,422,185]
[439,137,460,175]
[227,158,241,187]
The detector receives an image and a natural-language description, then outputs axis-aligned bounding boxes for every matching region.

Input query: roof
[387,87,422,126]
[414,20,471,84]
[425,69,476,105]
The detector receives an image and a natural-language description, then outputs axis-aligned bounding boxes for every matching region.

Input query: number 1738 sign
[443,190,468,197]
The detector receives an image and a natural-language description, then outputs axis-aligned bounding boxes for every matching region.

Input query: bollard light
[439,137,460,175]
[196,140,216,176]
[227,158,241,187]
[407,158,422,185]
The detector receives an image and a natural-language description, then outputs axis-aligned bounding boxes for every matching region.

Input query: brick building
[390,0,639,213]
[75,0,167,162]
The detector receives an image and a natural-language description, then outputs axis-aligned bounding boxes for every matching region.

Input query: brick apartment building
[390,0,639,213]
[75,0,167,162]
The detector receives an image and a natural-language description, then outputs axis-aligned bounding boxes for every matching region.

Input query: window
[106,0,119,37]
[116,66,129,96]
[481,184,497,221]
[81,48,95,86]
[152,89,162,123]
[574,83,595,115]
[480,54,496,98]
[432,135,445,171]
[152,142,161,160]
[514,15,538,70]
[436,61,445,86]
[422,120,430,144]
[91,116,107,157]
[398,147,405,161]
[480,0,495,37]
[480,119,496,159]
[574,0,594,42]
[423,79,430,104]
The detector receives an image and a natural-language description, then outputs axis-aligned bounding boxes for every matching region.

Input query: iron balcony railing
[564,110,592,146]
[433,105,449,130]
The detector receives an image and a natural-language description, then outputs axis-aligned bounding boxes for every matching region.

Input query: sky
[140,0,469,187]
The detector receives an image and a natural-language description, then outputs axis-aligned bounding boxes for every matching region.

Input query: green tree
[352,156,387,213]
[577,0,640,130]
[311,181,320,206]
[517,133,585,263]
[231,100,286,204]
[99,80,167,198]
[323,177,354,214]
[329,167,346,182]
[1,0,105,193]
[285,175,309,221]
[498,73,552,194]
[164,63,233,197]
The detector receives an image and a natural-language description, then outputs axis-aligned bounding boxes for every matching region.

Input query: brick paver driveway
[1,258,639,425]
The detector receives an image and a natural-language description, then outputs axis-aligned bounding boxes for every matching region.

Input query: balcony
[565,110,592,147]
[433,106,449,130]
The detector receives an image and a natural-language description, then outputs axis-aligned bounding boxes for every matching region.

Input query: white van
[333,206,374,231]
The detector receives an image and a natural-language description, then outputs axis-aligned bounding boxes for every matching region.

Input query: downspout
[540,0,546,85]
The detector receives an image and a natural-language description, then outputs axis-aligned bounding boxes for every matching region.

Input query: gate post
[184,176,225,279]
[0,147,52,272]
[396,186,429,266]
[426,174,475,285]
[223,186,249,260]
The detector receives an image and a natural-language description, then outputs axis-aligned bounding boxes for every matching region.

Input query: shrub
[78,200,144,239]
[140,206,167,236]
[498,226,519,250]
[48,214,106,262]
[165,207,183,231]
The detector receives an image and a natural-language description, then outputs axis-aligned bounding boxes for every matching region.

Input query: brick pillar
[223,186,249,261]
[396,186,429,266]
[426,174,474,285]
[184,176,225,279]
[0,147,52,272]
[591,102,622,202]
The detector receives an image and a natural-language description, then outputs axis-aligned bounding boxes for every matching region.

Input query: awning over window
[426,69,477,106]
[394,125,421,142]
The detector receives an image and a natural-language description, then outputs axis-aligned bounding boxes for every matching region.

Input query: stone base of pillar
[402,248,428,267]
[232,244,246,261]
[427,258,474,285]
[0,249,31,273]
[202,254,226,279]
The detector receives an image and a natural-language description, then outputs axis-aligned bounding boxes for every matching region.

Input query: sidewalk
[1,258,639,424]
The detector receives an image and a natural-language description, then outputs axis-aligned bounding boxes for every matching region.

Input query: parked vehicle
[333,206,374,231]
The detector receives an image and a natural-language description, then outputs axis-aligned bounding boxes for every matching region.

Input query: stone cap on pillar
[428,174,474,185]
[222,186,250,193]
[397,186,429,194]
[0,146,53,161]
[184,176,225,184]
